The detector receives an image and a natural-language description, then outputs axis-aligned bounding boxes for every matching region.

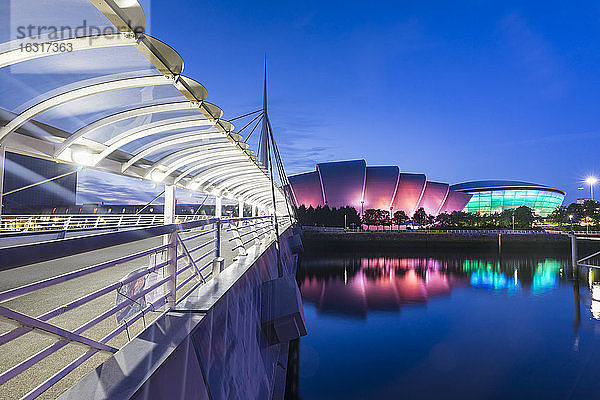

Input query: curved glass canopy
[0,0,288,211]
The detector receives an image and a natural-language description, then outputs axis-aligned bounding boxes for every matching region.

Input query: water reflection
[299,255,569,318]
[293,252,600,400]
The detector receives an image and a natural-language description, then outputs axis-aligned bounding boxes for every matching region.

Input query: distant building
[288,160,566,217]
[288,160,472,217]
[577,198,592,204]
[2,152,77,214]
[451,181,565,217]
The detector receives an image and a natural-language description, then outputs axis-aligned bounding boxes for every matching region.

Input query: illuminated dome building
[288,160,472,217]
[450,180,565,217]
[289,161,566,217]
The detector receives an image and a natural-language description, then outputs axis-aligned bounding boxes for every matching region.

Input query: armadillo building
[288,160,472,217]
[288,161,566,217]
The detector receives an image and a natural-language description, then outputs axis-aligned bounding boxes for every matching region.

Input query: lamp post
[569,214,574,233]
[586,176,598,201]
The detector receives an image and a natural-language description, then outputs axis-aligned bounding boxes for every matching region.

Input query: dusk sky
[82,0,600,203]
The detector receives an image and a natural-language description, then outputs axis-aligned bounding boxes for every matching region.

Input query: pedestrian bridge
[0,0,303,398]
[0,215,301,399]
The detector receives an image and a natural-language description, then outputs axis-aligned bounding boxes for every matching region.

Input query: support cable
[267,116,297,221]
[243,114,264,143]
[235,112,263,136]
[266,131,284,278]
[136,189,166,215]
[2,169,79,197]
[227,109,262,122]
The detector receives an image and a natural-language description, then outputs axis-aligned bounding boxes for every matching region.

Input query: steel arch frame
[56,101,198,157]
[121,133,229,171]
[94,117,218,165]
[0,75,176,143]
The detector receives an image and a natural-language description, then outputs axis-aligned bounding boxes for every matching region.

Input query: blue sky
[81,0,600,203]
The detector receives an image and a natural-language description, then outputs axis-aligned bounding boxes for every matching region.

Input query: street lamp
[586,176,598,201]
[569,214,574,233]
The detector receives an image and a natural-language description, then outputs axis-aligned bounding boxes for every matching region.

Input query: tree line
[296,201,600,230]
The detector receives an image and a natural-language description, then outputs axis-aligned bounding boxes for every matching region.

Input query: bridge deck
[0,218,289,399]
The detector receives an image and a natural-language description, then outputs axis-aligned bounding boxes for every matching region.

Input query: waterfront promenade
[301,229,584,253]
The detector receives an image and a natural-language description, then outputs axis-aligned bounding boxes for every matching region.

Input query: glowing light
[586,176,598,186]
[150,170,165,183]
[71,148,94,166]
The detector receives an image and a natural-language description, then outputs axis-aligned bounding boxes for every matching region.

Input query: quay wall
[59,226,298,400]
[301,230,587,254]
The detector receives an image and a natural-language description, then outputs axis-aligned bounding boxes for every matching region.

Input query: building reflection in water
[588,268,600,321]
[299,255,565,318]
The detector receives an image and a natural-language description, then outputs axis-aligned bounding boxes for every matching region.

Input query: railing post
[571,233,578,269]
[212,219,224,275]
[164,184,177,309]
[0,144,5,217]
[215,196,222,218]
[231,220,247,256]
[215,219,221,259]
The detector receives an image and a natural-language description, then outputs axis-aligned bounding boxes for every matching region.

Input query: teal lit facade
[451,181,565,217]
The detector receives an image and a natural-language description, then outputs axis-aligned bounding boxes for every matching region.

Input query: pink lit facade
[316,159,366,210]
[288,160,471,216]
[391,173,427,216]
[363,166,399,211]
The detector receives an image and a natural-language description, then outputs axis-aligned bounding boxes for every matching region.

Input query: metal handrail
[0,215,286,400]
[0,214,210,233]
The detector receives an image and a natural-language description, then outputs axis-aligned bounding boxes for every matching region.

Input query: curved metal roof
[450,180,566,195]
[0,0,289,213]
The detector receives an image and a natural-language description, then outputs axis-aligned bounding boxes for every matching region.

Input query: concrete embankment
[301,230,585,254]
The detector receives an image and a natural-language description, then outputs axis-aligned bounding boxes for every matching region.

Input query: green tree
[435,212,452,227]
[583,200,599,228]
[567,203,584,224]
[362,209,379,229]
[379,209,391,229]
[412,208,430,226]
[548,206,568,226]
[513,206,534,229]
[393,210,409,227]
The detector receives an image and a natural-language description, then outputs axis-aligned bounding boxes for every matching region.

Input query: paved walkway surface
[0,219,288,400]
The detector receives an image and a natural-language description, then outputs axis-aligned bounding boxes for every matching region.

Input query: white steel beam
[0,75,175,143]
[55,101,198,158]
[93,117,217,165]
[121,133,228,172]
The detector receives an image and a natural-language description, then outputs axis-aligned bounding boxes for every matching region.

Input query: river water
[290,251,600,399]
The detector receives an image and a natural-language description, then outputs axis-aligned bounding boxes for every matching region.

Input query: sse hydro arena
[451,180,566,217]
[288,160,565,217]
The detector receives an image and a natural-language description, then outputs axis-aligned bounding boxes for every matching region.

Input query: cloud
[77,169,160,204]
[266,111,339,174]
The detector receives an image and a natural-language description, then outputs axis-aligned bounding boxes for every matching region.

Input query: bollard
[498,233,502,253]
[212,257,224,275]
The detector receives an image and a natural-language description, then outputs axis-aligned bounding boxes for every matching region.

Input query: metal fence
[0,214,212,232]
[0,215,290,400]
[300,226,562,234]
